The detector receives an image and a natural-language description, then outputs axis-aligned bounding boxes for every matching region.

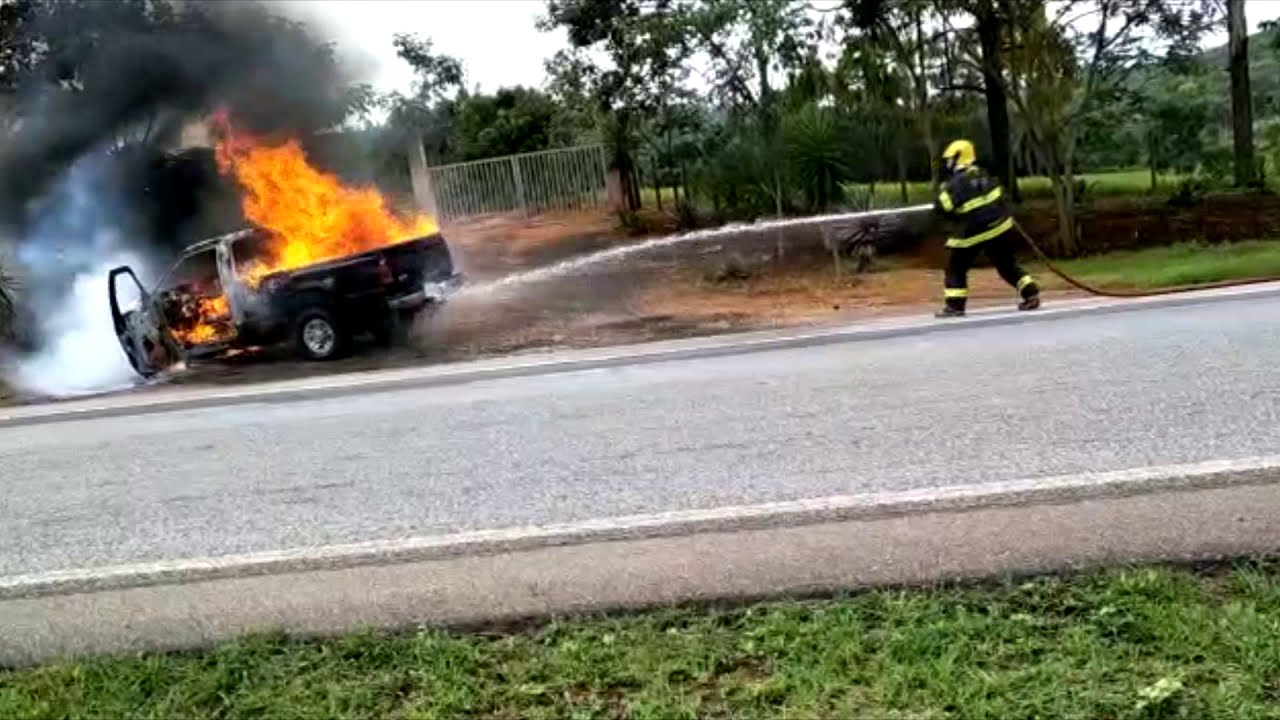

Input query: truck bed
[271,233,456,295]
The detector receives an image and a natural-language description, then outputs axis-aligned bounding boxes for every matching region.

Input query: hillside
[1201,28,1280,113]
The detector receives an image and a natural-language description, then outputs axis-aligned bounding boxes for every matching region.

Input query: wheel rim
[302,317,336,356]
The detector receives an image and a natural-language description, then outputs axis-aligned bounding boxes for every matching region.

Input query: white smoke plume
[8,254,151,397]
[3,156,159,398]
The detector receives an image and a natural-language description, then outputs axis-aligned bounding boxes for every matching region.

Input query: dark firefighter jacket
[934,166,1014,248]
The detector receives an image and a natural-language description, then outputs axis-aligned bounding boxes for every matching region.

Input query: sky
[281,0,568,97]
[285,0,1280,98]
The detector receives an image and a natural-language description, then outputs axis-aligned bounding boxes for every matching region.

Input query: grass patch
[633,169,1193,215]
[1050,240,1280,289]
[845,169,1192,208]
[6,561,1280,718]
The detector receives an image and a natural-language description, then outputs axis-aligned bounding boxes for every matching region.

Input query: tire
[292,307,348,361]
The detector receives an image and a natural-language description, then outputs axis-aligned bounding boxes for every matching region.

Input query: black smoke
[0,0,359,245]
[0,0,366,391]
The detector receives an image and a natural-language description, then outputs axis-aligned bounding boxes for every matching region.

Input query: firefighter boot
[1017,276,1041,311]
[936,296,966,318]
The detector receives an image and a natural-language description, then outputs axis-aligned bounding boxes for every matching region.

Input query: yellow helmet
[942,139,976,173]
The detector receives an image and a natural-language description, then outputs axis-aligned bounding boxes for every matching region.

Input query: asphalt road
[5,294,1280,578]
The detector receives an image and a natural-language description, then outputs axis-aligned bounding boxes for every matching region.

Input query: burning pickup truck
[107,114,468,378]
[109,227,462,377]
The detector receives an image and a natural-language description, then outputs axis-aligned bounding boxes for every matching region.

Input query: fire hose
[1010,218,1280,298]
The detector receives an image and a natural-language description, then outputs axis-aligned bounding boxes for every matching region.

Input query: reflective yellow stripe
[946,217,1015,248]
[944,288,969,298]
[1017,275,1036,291]
[938,191,954,212]
[958,186,1002,214]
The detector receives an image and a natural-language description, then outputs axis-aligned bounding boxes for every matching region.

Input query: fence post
[511,155,528,216]
[407,133,439,219]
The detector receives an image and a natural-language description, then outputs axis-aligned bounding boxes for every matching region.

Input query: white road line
[6,453,1279,599]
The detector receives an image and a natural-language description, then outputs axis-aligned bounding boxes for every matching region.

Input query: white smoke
[2,156,159,398]
[9,254,152,397]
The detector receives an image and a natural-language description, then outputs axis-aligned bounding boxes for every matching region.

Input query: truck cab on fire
[108,228,462,378]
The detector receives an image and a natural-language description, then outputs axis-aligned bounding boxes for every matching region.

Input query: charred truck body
[109,229,462,377]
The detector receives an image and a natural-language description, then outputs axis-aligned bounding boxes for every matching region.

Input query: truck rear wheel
[293,308,348,361]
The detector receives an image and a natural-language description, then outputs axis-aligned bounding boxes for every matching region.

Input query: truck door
[108,265,176,377]
[215,239,247,325]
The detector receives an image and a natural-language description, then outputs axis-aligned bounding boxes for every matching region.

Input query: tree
[855,0,1024,193]
[0,0,35,97]
[783,102,853,211]
[833,37,915,201]
[681,0,815,225]
[971,0,1018,198]
[381,33,465,156]
[1137,61,1216,182]
[636,86,704,208]
[541,0,692,210]
[1001,0,1216,254]
[1226,0,1256,186]
[843,0,951,188]
[393,34,466,105]
[450,87,579,160]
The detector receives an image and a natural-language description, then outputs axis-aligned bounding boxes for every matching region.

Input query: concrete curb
[4,454,1280,666]
[4,282,1280,429]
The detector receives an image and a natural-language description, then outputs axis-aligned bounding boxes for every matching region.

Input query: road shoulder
[5,455,1280,666]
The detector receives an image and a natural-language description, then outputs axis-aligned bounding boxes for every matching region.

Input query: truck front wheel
[293,308,349,361]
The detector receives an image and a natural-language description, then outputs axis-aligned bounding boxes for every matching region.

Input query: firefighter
[933,139,1040,318]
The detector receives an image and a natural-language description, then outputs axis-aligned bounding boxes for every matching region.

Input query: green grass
[1050,240,1280,289]
[6,561,1280,719]
[846,169,1190,208]
[634,169,1190,214]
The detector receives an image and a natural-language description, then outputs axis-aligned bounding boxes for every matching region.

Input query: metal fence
[416,144,609,222]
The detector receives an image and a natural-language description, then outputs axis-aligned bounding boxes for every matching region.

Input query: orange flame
[213,115,438,286]
[170,294,232,347]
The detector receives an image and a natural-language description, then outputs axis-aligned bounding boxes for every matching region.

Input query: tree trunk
[976,2,1019,201]
[1228,0,1256,187]
[653,161,663,211]
[1053,153,1080,255]
[914,10,939,189]
[1048,177,1076,256]
[1147,128,1158,191]
[896,131,909,204]
[773,168,785,259]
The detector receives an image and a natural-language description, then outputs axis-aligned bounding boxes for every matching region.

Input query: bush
[691,128,779,219]
[782,103,852,213]
[674,200,700,231]
[1166,178,1207,208]
[614,209,646,235]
